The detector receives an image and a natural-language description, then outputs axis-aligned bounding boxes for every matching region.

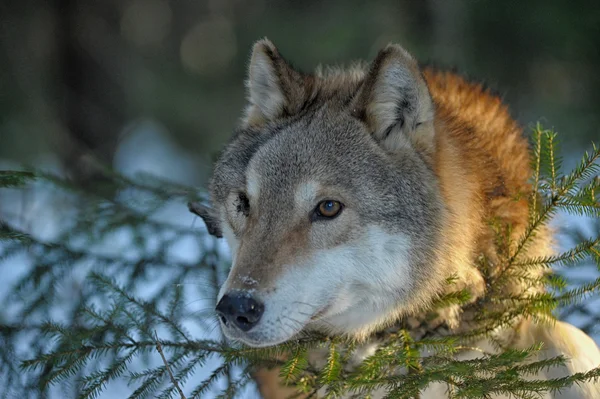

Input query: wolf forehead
[209,110,436,232]
[211,109,375,196]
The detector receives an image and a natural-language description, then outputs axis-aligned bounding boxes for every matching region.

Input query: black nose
[216,292,264,332]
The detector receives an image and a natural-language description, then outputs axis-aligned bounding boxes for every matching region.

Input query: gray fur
[203,38,446,346]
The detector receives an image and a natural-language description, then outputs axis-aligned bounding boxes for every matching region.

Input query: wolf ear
[188,202,222,238]
[352,44,435,153]
[243,39,309,127]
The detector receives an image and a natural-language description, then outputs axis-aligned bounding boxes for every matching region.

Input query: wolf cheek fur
[196,39,600,398]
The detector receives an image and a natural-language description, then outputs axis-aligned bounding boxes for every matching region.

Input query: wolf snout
[216,291,264,332]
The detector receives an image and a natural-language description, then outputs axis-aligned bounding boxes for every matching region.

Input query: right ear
[351,44,435,154]
[243,38,310,127]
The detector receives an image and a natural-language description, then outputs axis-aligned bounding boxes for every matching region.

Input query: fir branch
[0,170,37,188]
[1,169,201,237]
[530,124,543,215]
[554,276,600,305]
[545,130,559,196]
[79,348,138,399]
[512,237,600,268]
[510,130,599,264]
[154,331,187,399]
[188,363,230,399]
[89,273,192,343]
[280,346,309,384]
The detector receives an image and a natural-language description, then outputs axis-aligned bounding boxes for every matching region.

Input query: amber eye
[314,200,343,220]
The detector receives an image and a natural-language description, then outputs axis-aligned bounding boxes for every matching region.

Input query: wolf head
[200,39,447,347]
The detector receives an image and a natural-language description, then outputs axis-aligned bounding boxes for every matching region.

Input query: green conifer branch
[1,125,599,398]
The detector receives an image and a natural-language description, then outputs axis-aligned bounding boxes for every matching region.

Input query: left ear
[243,39,310,127]
[352,44,435,153]
[188,202,222,238]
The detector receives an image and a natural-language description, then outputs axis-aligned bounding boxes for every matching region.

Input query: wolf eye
[314,200,343,220]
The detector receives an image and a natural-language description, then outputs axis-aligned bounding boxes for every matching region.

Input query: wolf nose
[216,292,264,332]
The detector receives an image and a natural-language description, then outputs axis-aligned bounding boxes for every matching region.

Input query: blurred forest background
[1,0,599,398]
[2,0,600,178]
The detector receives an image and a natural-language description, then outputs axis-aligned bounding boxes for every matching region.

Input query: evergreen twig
[154,331,187,399]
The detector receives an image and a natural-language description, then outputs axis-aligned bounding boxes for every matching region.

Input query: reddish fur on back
[426,69,535,268]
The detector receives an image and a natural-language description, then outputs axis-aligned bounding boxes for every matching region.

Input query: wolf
[192,38,600,398]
